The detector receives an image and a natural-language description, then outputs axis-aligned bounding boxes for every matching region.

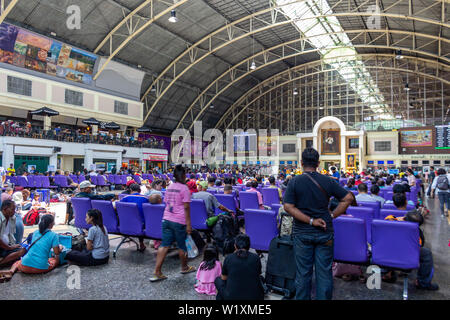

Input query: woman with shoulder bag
[0,215,61,281]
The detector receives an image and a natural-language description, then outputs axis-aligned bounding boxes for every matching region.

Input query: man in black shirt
[283,148,353,300]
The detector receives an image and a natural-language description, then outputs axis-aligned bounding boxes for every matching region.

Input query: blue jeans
[417,247,434,287]
[14,213,24,244]
[293,232,334,300]
[437,192,449,216]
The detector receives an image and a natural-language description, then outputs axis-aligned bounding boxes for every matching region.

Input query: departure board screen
[436,125,450,149]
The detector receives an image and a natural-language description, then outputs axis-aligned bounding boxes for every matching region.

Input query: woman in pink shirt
[150,165,196,282]
[247,180,264,210]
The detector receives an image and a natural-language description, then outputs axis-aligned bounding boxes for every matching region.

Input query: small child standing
[195,245,222,295]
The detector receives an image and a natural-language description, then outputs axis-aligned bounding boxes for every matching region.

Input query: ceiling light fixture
[210,104,214,109]
[395,50,404,59]
[50,32,57,37]
[150,85,156,92]
[404,83,410,91]
[293,88,298,95]
[250,61,256,70]
[168,10,178,23]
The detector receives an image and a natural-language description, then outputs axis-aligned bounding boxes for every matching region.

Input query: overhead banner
[0,22,97,84]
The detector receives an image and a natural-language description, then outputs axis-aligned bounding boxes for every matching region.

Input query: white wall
[0,136,167,171]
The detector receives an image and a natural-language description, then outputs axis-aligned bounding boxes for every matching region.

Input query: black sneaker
[416,282,439,291]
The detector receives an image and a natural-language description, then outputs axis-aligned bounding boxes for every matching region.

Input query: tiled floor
[1,197,448,300]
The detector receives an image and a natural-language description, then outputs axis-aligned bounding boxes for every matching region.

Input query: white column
[2,144,14,169]
[49,154,58,170]
[359,134,365,173]
[44,117,51,131]
[340,134,346,170]
[84,149,93,171]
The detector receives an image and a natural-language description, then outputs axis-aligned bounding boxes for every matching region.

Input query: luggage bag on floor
[265,235,296,298]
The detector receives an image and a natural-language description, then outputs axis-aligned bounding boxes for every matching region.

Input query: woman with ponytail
[3,214,61,278]
[65,209,110,266]
[214,234,265,300]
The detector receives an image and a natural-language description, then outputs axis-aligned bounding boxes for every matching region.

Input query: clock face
[326,137,334,144]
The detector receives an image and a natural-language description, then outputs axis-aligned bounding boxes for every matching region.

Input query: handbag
[60,232,87,252]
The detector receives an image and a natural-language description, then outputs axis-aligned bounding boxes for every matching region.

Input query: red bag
[22,208,47,226]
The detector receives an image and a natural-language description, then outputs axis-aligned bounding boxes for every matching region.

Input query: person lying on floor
[382,193,439,291]
[65,209,110,266]
[0,214,60,282]
[0,200,27,273]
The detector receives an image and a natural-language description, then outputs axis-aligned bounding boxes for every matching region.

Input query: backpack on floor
[436,175,449,190]
[22,208,46,226]
[265,235,296,298]
[212,214,240,255]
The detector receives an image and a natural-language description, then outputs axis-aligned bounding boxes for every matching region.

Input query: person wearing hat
[121,179,137,195]
[192,181,233,218]
[74,181,115,201]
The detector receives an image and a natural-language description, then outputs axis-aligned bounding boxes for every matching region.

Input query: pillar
[2,144,14,169]
[340,134,346,171]
[359,133,365,173]
[49,154,58,171]
[84,149,93,171]
[44,116,51,131]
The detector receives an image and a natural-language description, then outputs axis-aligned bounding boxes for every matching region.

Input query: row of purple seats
[71,197,211,257]
[334,216,420,299]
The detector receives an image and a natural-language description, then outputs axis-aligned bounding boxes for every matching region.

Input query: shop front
[143,153,168,172]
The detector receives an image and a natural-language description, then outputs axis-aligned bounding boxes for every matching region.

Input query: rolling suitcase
[264,234,296,298]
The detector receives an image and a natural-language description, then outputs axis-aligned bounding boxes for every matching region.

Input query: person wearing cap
[121,179,137,195]
[74,181,115,201]
[192,181,233,218]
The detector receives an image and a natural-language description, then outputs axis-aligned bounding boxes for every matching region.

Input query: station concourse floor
[1,197,449,300]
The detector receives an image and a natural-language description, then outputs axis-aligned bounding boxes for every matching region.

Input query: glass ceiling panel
[276,0,393,119]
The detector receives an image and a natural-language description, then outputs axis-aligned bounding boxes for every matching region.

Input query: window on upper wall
[374,141,391,152]
[433,160,441,165]
[422,160,429,165]
[445,160,450,165]
[282,144,296,153]
[349,138,359,149]
[401,161,408,165]
[7,76,32,96]
[114,101,128,115]
[65,89,83,106]
[411,161,419,165]
[306,140,313,148]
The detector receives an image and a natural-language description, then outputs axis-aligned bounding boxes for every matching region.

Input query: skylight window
[276,0,392,119]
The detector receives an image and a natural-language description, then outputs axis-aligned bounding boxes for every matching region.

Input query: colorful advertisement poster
[400,130,432,147]
[0,22,96,85]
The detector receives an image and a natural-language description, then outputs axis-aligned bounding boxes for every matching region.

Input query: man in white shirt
[355,183,377,203]
[370,185,385,207]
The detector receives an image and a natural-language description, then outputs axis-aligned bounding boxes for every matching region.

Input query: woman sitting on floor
[214,234,265,300]
[65,209,110,266]
[1,214,61,281]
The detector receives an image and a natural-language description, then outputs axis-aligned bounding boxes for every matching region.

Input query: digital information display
[436,125,450,149]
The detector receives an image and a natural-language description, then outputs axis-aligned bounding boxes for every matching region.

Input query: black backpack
[212,214,240,255]
[436,175,449,190]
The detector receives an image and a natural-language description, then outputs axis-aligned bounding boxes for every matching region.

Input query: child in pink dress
[195,245,222,295]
